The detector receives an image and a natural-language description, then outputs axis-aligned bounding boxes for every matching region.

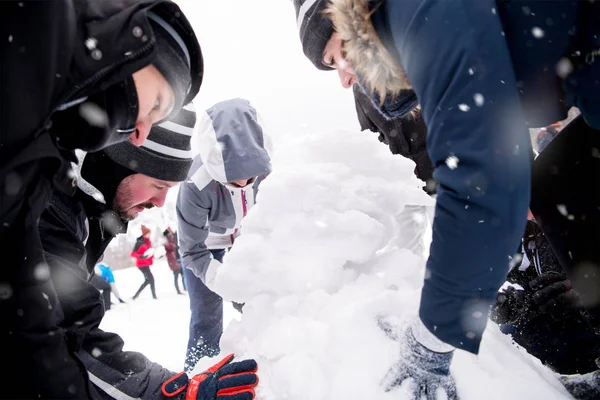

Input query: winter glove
[379,318,458,400]
[559,370,600,400]
[492,286,536,325]
[530,271,582,320]
[162,354,258,400]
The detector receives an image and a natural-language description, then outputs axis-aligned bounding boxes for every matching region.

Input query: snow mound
[207,129,570,399]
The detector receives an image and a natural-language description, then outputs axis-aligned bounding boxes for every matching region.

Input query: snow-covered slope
[103,129,570,399]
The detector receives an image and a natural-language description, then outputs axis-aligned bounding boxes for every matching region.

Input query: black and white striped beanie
[102,105,196,182]
[293,0,334,71]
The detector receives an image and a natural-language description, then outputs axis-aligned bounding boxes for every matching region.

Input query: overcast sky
[178,0,360,142]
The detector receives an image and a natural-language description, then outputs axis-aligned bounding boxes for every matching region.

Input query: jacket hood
[191,98,272,183]
[325,0,411,99]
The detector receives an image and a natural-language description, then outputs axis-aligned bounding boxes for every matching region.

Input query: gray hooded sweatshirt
[176,98,272,282]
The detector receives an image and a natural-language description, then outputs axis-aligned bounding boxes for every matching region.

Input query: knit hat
[103,105,196,181]
[148,11,192,114]
[81,106,196,205]
[141,225,151,237]
[293,0,334,71]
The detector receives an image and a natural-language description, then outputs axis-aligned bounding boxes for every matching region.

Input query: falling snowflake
[556,204,568,216]
[0,282,13,300]
[555,58,574,78]
[458,104,470,112]
[445,155,459,170]
[473,93,485,106]
[8,35,13,43]
[468,68,474,75]
[85,37,98,50]
[91,347,102,357]
[531,27,545,38]
[4,172,22,196]
[491,7,496,14]
[79,102,108,127]
[33,263,50,281]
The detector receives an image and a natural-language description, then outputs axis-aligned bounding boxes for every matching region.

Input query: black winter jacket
[37,188,179,399]
[0,2,200,397]
[353,85,435,193]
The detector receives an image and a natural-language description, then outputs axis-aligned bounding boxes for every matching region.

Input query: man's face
[113,173,178,220]
[322,33,357,89]
[130,65,176,146]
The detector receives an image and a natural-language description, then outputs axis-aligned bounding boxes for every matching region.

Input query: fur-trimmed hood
[325,0,411,99]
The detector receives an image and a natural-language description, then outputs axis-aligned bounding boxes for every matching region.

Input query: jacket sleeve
[353,88,380,134]
[176,182,214,282]
[40,196,180,400]
[383,0,531,353]
[131,240,150,260]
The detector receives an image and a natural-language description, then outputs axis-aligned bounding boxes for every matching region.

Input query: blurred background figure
[131,225,157,300]
[163,227,186,294]
[91,262,126,311]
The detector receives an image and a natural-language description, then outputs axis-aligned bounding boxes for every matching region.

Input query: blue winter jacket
[332,0,600,353]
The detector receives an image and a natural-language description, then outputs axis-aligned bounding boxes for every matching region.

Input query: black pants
[90,274,112,311]
[531,115,600,328]
[173,268,186,293]
[133,266,157,299]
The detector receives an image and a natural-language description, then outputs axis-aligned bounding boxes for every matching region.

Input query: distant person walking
[131,225,157,300]
[164,227,186,294]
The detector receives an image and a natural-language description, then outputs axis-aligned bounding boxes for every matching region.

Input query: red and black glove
[162,354,258,400]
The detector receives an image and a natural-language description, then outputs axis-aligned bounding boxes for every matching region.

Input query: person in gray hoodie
[177,98,272,373]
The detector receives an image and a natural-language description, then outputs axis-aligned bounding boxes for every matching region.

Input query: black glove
[492,286,535,325]
[530,272,582,320]
[162,354,258,400]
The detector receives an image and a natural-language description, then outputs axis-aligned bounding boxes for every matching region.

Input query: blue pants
[183,249,226,372]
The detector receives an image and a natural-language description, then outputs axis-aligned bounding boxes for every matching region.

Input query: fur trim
[325,0,411,100]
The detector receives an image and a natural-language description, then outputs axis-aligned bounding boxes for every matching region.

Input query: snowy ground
[102,129,571,399]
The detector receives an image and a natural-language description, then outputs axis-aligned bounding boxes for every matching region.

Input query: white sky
[178,0,360,140]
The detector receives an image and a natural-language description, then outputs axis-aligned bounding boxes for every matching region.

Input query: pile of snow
[209,129,570,399]
[103,129,570,399]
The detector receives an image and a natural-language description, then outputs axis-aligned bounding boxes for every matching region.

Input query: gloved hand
[162,354,258,400]
[380,318,458,400]
[492,286,535,325]
[529,271,582,320]
[559,370,600,399]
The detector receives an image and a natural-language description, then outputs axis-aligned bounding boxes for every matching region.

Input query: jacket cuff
[411,317,455,353]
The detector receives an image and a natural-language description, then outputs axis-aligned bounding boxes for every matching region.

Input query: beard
[112,177,155,220]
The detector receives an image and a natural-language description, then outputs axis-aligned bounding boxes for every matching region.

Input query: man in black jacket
[0,1,204,397]
[37,108,259,400]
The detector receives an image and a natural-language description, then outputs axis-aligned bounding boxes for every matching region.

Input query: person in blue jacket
[94,262,126,306]
[293,0,600,397]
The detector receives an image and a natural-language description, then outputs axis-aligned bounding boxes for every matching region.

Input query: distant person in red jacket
[163,227,186,294]
[131,225,157,300]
